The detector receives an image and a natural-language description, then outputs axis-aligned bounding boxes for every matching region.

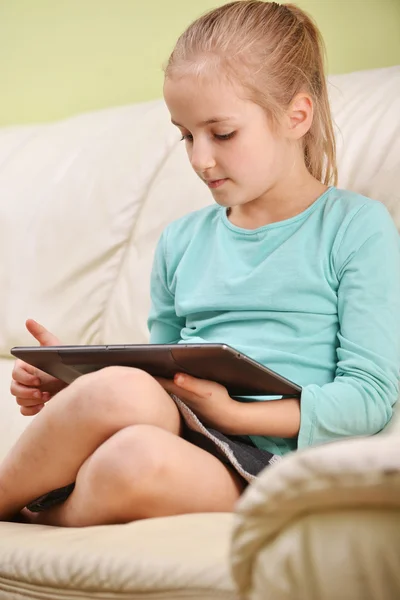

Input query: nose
[189,139,216,173]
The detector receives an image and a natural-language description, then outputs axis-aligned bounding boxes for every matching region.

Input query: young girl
[2,0,400,526]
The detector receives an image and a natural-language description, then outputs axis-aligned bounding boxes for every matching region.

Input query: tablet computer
[10,343,301,397]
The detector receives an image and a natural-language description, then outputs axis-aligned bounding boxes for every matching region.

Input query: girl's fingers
[12,357,40,379]
[16,396,45,407]
[12,367,41,387]
[25,319,61,346]
[10,381,42,400]
[20,404,44,417]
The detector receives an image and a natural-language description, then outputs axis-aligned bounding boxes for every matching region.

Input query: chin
[210,190,241,208]
[212,196,231,207]
[212,194,252,209]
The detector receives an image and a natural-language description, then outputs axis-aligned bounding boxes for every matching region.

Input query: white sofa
[0,66,399,600]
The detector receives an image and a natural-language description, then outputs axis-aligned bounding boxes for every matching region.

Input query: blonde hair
[165,1,337,186]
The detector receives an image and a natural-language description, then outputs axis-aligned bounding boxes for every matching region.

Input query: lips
[205,178,228,189]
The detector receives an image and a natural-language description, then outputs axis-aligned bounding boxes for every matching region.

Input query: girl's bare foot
[11,507,41,524]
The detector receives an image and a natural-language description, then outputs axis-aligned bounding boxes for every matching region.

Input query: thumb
[25,319,61,347]
[174,373,213,397]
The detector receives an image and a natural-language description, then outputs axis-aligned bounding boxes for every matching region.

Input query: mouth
[205,178,228,189]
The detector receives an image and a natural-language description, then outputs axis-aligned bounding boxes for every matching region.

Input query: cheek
[229,141,275,182]
[226,141,257,171]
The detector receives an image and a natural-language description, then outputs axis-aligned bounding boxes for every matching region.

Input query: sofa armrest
[231,435,400,600]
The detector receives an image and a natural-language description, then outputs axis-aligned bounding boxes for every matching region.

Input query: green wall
[1,0,399,126]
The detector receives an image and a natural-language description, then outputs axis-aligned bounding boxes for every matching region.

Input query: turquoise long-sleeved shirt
[148,187,400,456]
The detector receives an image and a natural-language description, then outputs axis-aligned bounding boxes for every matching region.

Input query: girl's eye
[215,132,235,141]
[180,132,235,142]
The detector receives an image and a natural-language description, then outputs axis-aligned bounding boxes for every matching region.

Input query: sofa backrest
[0,66,399,355]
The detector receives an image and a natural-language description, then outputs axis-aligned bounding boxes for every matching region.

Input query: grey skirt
[27,395,280,512]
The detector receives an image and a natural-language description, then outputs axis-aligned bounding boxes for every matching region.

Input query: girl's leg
[0,367,182,520]
[30,424,246,527]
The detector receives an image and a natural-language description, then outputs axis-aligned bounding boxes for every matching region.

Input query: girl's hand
[10,319,67,416]
[156,373,240,433]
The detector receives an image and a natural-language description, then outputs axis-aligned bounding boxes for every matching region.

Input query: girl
[3,0,400,526]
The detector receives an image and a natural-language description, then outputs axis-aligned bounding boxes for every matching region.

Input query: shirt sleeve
[298,202,400,449]
[147,228,185,344]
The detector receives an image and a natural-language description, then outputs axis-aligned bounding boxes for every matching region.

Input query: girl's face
[163,74,295,209]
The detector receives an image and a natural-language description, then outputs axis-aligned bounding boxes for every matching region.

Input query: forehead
[163,75,253,126]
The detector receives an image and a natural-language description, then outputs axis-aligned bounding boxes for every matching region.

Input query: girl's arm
[157,371,302,438]
[224,397,301,438]
[297,202,400,449]
[148,229,185,343]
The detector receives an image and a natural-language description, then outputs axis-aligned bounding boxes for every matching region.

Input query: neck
[228,168,328,230]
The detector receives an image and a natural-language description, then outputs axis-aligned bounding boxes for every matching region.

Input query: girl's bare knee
[64,368,180,433]
[80,425,169,506]
[72,366,154,403]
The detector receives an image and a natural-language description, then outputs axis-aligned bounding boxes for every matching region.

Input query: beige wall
[1,0,400,126]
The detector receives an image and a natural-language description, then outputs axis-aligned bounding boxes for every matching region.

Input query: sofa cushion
[0,513,236,600]
[235,510,400,600]
[0,101,186,352]
[231,433,400,599]
[328,66,400,228]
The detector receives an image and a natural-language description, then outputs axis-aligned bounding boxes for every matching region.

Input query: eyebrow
[171,117,232,127]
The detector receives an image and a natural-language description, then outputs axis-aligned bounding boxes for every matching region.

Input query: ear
[285,93,313,140]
